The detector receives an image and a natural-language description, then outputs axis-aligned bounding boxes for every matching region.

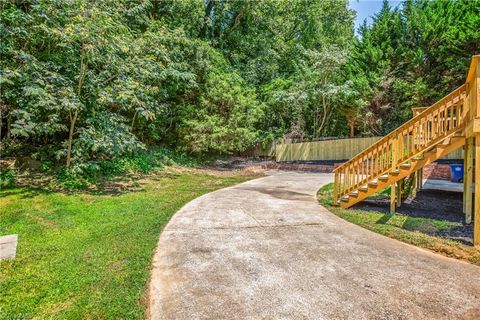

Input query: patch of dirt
[354,190,474,245]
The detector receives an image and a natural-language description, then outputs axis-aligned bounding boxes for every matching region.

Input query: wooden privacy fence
[274,137,463,162]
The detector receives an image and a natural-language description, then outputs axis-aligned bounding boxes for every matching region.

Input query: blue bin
[450,164,464,183]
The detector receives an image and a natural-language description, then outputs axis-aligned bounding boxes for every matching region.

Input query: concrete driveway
[148,171,480,320]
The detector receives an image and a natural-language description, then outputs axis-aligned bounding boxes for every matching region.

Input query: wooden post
[417,168,423,190]
[396,179,403,208]
[412,172,418,198]
[390,137,398,214]
[474,135,480,246]
[333,171,339,205]
[463,143,467,213]
[472,57,480,246]
[464,137,474,224]
[390,184,396,214]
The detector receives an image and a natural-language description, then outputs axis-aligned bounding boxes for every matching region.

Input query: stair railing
[333,84,467,204]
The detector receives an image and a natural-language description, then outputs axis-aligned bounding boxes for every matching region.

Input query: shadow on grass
[0,186,52,199]
[376,213,393,225]
[0,178,151,199]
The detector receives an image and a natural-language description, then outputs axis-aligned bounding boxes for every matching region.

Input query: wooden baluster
[372,149,376,176]
[443,106,446,133]
[354,162,358,188]
[361,157,364,185]
[361,157,364,184]
[380,143,384,171]
[427,115,433,143]
[411,126,415,156]
[350,164,354,191]
[346,166,350,193]
[390,136,397,214]
[384,142,388,171]
[367,155,370,180]
[389,140,392,168]
[353,163,356,188]
[420,118,424,148]
[406,128,410,158]
[449,103,454,131]
[346,167,350,193]
[411,125,415,155]
[375,145,382,175]
[400,131,404,161]
[357,161,360,186]
[454,102,458,128]
[386,140,390,169]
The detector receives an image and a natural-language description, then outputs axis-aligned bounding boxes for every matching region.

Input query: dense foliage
[346,0,480,135]
[1,0,479,170]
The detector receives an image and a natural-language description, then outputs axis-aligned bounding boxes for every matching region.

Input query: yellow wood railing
[333,84,468,204]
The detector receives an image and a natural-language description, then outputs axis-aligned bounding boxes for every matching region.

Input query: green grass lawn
[317,183,480,266]
[0,170,254,319]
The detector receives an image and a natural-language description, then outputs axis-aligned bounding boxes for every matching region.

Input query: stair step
[341,196,350,202]
[390,169,400,175]
[368,180,378,187]
[359,186,369,192]
[400,163,411,169]
[349,191,359,197]
[379,174,389,181]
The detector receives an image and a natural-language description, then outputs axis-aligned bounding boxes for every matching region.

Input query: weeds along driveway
[148,171,480,320]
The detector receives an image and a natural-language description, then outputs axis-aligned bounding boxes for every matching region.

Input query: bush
[54,147,208,190]
[0,169,16,188]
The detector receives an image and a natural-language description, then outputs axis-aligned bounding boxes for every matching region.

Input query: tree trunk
[317,93,328,136]
[131,110,137,131]
[347,115,355,138]
[66,44,87,167]
[66,110,78,168]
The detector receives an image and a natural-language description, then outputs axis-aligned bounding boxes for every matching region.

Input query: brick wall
[423,163,451,180]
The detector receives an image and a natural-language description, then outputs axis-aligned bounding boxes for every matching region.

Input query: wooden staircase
[338,136,465,208]
[333,84,468,208]
[333,55,480,232]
